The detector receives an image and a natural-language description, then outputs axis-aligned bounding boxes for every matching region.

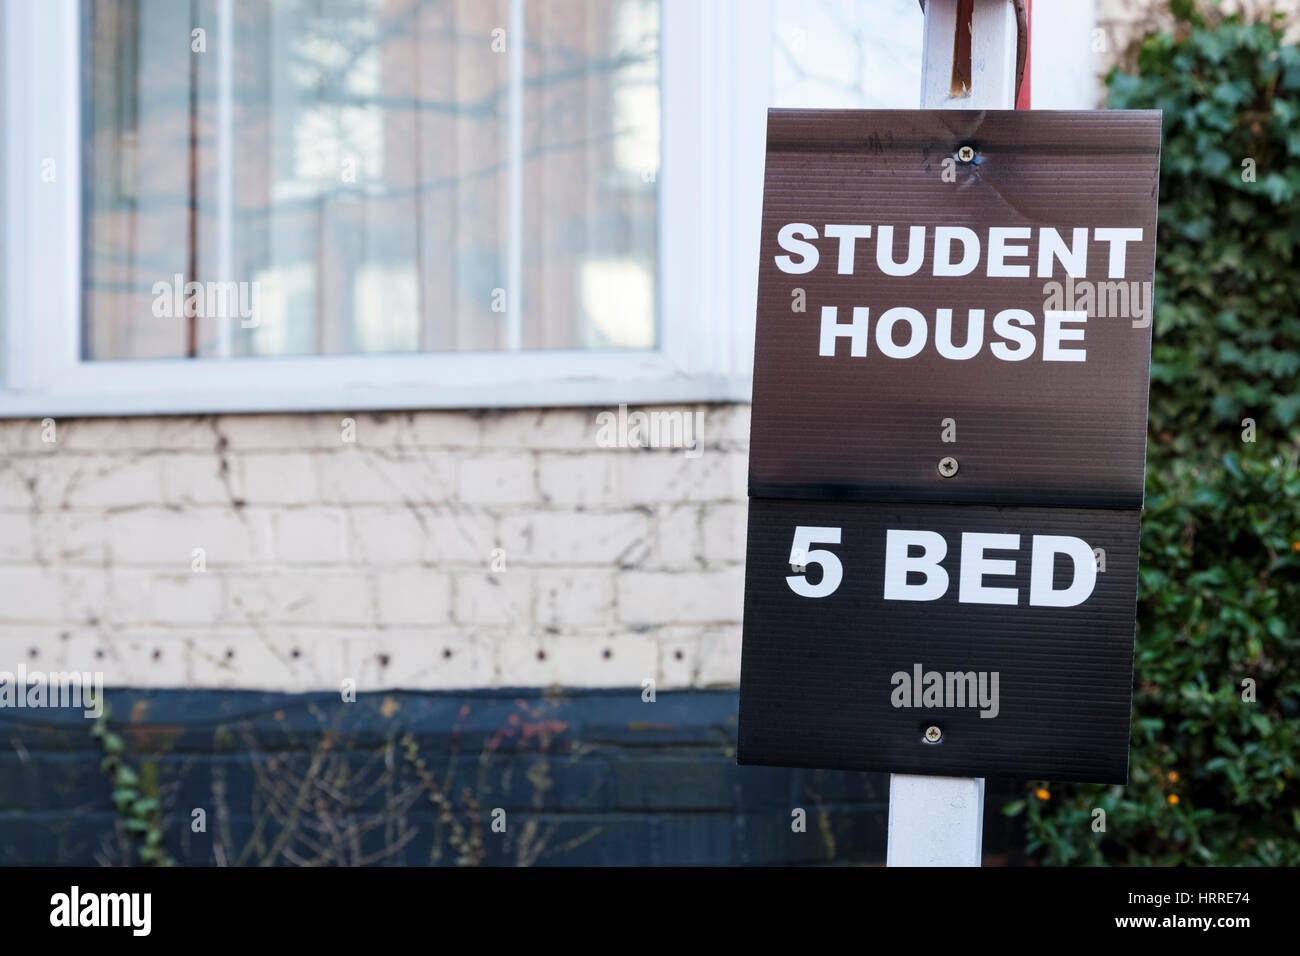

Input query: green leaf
[1274,394,1300,427]
[114,765,139,788]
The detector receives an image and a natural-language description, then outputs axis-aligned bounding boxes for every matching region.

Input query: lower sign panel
[737,499,1139,783]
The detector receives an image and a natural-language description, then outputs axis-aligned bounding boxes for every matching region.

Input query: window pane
[522,0,658,349]
[81,0,660,360]
[770,0,922,109]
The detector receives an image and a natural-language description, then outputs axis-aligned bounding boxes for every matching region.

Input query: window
[1,1,1093,418]
[2,0,767,415]
[83,0,659,361]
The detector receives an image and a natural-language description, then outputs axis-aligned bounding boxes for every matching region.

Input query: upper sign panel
[749,109,1162,509]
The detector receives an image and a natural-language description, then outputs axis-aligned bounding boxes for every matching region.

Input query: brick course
[0,407,749,691]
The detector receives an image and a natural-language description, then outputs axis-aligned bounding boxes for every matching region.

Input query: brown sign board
[748,109,1162,509]
[738,109,1161,783]
[738,498,1139,783]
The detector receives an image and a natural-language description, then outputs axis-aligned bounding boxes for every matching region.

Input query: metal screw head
[938,456,959,478]
[956,144,976,163]
[924,726,943,744]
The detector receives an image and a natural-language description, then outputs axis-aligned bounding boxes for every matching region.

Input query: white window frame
[1,0,769,417]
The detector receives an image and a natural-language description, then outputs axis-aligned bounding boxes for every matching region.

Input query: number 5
[786,526,843,598]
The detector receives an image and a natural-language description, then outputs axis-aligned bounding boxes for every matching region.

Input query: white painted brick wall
[5,0,1297,701]
[0,405,750,693]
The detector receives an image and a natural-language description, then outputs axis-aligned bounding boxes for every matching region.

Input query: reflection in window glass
[81,0,660,360]
[770,0,922,109]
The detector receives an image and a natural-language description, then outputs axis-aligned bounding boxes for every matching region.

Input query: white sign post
[886,0,1023,868]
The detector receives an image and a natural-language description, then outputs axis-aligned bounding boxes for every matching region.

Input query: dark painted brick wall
[0,688,1024,866]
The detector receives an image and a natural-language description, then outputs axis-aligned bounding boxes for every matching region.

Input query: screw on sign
[736,108,1160,789]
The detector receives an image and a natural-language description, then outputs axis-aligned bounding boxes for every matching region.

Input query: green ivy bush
[1006,2,1300,865]
[1112,1,1300,458]
[1009,454,1300,865]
